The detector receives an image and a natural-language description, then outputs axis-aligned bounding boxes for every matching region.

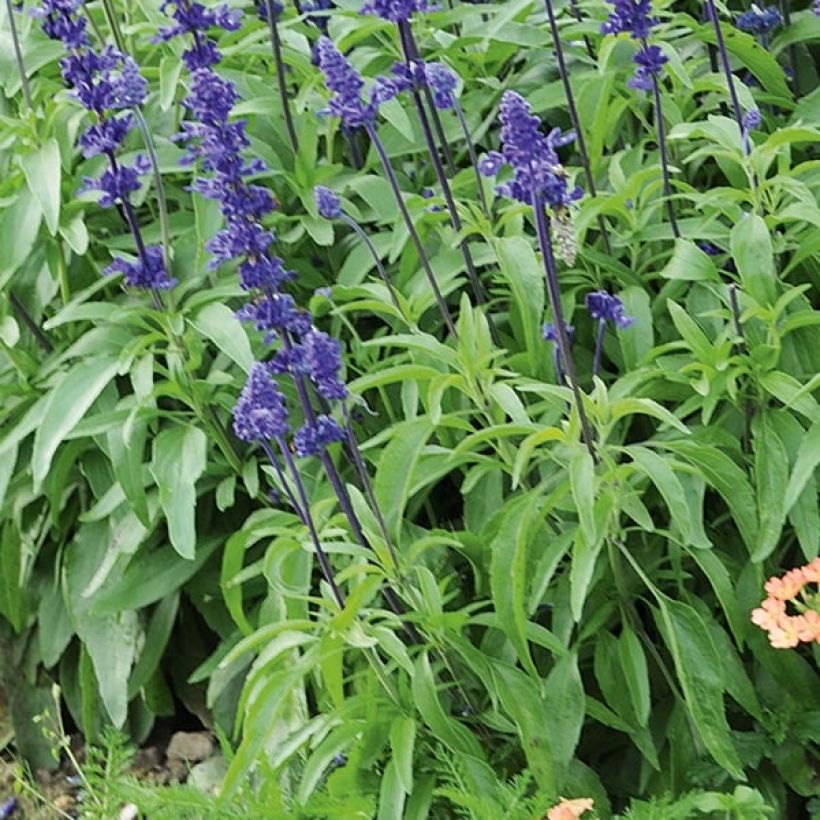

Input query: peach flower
[547,797,595,820]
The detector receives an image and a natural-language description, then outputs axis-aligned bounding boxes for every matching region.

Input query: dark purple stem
[542,0,613,256]
[260,438,303,515]
[280,332,414,631]
[340,213,406,318]
[6,0,32,110]
[364,122,458,337]
[264,0,299,154]
[276,435,345,607]
[565,0,596,59]
[533,193,596,460]
[396,23,487,309]
[452,98,490,218]
[399,22,456,174]
[703,0,743,132]
[104,150,165,310]
[646,65,680,239]
[592,318,606,378]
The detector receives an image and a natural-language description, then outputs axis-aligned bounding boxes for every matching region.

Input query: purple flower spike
[601,0,658,39]
[629,45,668,90]
[303,330,348,401]
[496,91,582,208]
[586,291,635,328]
[425,62,458,110]
[233,363,290,442]
[157,1,242,69]
[360,0,437,21]
[542,322,574,342]
[736,5,782,36]
[104,246,176,290]
[478,151,504,177]
[316,37,398,127]
[293,415,346,456]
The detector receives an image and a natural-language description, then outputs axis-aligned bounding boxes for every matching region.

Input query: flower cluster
[360,0,437,21]
[586,291,635,328]
[601,0,667,91]
[163,1,348,457]
[741,108,761,154]
[316,37,398,128]
[155,0,241,69]
[34,0,173,289]
[480,91,582,209]
[736,5,782,40]
[315,185,342,219]
[751,558,820,649]
[547,798,595,820]
[390,60,459,109]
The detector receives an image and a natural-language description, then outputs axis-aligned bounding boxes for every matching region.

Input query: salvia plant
[0,0,819,817]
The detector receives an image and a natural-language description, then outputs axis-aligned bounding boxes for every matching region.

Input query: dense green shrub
[1,0,819,816]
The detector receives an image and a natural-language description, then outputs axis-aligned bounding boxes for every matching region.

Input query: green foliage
[1,0,819,816]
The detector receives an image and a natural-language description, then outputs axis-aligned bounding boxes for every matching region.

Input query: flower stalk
[5,0,32,110]
[263,0,299,154]
[542,0,613,255]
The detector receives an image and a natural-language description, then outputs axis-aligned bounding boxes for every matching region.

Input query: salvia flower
[103,246,175,290]
[629,45,668,91]
[424,62,458,109]
[601,0,658,39]
[741,108,761,154]
[585,291,635,328]
[294,415,346,456]
[495,91,582,209]
[315,185,342,219]
[34,0,173,291]
[478,151,504,177]
[316,37,398,128]
[736,5,782,38]
[360,0,437,21]
[156,1,242,70]
[233,363,290,442]
[543,322,574,343]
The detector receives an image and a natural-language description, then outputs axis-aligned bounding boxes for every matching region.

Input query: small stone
[166,732,214,764]
[119,804,139,820]
[188,756,227,796]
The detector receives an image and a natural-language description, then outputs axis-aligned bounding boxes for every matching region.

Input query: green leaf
[32,356,119,487]
[389,716,416,795]
[618,627,651,727]
[662,440,758,552]
[378,758,406,820]
[543,652,585,769]
[0,523,25,633]
[20,138,61,234]
[570,448,596,546]
[657,598,744,779]
[660,239,720,282]
[191,302,254,373]
[374,418,433,543]
[0,179,41,280]
[784,420,820,514]
[618,287,653,370]
[629,447,697,546]
[150,426,208,559]
[490,492,542,677]
[730,215,777,306]
[128,592,179,698]
[751,414,789,561]
[494,236,545,376]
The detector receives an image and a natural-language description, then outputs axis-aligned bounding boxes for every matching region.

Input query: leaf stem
[364,123,458,337]
[533,194,597,460]
[264,0,299,154]
[5,0,32,110]
[703,0,743,132]
[647,68,680,239]
[397,22,488,310]
[542,0,613,256]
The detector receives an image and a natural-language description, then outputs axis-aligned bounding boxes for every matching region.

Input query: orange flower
[547,797,595,820]
[802,557,820,585]
[794,611,820,643]
[751,597,786,630]
[765,568,805,601]
[767,617,802,649]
